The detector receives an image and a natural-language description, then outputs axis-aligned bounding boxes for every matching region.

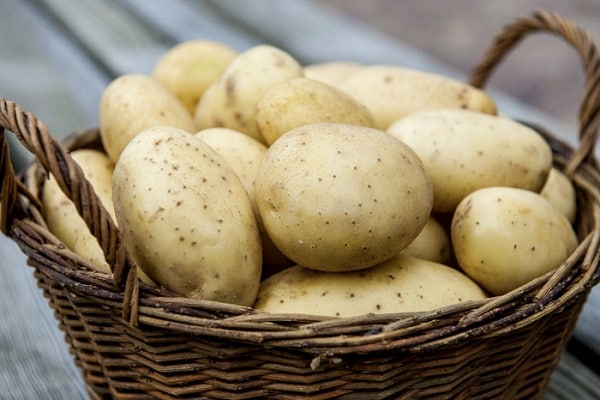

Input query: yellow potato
[194,44,303,144]
[400,217,452,264]
[540,168,577,223]
[152,40,238,115]
[303,61,363,87]
[256,77,375,145]
[388,109,553,213]
[43,150,115,273]
[194,127,295,275]
[337,65,497,129]
[452,187,578,295]
[254,255,487,317]
[99,74,195,163]
[255,123,433,272]
[112,126,262,305]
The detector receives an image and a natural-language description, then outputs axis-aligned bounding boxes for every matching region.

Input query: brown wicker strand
[469,10,600,175]
[0,99,139,322]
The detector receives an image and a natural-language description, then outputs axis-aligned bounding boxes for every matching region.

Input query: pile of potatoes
[42,40,579,318]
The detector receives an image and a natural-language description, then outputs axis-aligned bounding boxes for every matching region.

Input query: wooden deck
[0,1,599,398]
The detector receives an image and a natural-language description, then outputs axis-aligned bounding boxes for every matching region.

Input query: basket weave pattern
[1,11,599,399]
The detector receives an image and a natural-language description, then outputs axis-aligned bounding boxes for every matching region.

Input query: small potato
[256,77,375,145]
[194,45,303,144]
[152,40,238,115]
[112,126,262,306]
[452,187,578,295]
[99,74,195,163]
[540,168,577,223]
[254,255,487,317]
[195,127,294,275]
[388,109,553,213]
[400,217,452,264]
[255,123,433,272]
[303,61,363,87]
[337,65,497,130]
[43,150,115,273]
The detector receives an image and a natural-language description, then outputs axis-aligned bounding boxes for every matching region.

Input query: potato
[194,45,303,144]
[112,126,262,305]
[337,65,497,130]
[43,150,115,273]
[303,61,363,87]
[400,217,452,264]
[452,187,578,295]
[255,122,433,272]
[194,127,294,275]
[255,77,375,145]
[540,168,577,223]
[254,255,487,317]
[152,40,238,115]
[99,74,195,163]
[388,109,553,213]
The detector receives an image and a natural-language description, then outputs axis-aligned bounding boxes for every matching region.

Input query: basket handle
[469,10,600,175]
[0,99,138,323]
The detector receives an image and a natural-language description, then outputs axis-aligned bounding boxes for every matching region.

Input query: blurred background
[323,0,600,132]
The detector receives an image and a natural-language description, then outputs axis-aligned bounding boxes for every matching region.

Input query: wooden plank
[545,351,600,399]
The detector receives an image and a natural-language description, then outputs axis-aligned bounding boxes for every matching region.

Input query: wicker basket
[1,11,599,400]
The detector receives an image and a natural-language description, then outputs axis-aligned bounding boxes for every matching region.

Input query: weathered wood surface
[0,0,598,398]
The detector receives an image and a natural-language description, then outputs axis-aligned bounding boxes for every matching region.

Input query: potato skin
[43,149,115,273]
[152,40,238,115]
[112,126,262,305]
[255,123,433,272]
[540,168,577,223]
[451,187,578,295]
[255,77,375,145]
[253,255,487,317]
[194,45,303,144]
[302,61,363,88]
[338,65,497,130]
[388,109,553,213]
[400,217,452,264]
[99,74,195,163]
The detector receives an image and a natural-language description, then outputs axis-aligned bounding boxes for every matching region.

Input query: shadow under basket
[1,10,600,400]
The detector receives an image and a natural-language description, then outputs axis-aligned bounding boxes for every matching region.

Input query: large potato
[337,65,497,130]
[194,45,303,143]
[540,168,577,223]
[43,149,115,273]
[254,255,487,317]
[255,77,375,145]
[112,126,262,305]
[451,187,578,295]
[99,74,195,163]
[255,123,433,272]
[152,40,238,115]
[388,109,553,213]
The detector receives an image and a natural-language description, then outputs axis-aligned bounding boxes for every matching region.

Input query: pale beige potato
[337,65,497,130]
[99,74,195,163]
[194,127,294,274]
[452,187,578,296]
[540,168,577,223]
[388,109,553,213]
[255,77,375,145]
[112,126,262,306]
[194,45,303,144]
[43,149,115,273]
[255,123,433,272]
[400,217,452,264]
[152,40,238,115]
[254,255,487,317]
[303,61,363,87]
